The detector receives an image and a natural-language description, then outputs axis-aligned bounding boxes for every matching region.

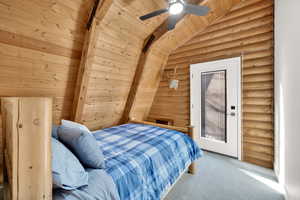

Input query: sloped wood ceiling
[129,0,243,120]
[0,0,273,170]
[74,0,242,130]
[148,0,274,168]
[0,0,246,130]
[0,0,167,126]
[73,0,169,129]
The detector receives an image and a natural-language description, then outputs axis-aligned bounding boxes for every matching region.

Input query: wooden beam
[187,126,196,174]
[129,118,189,133]
[120,1,203,124]
[72,0,113,122]
[128,0,244,122]
[120,50,148,124]
[0,114,3,184]
[87,0,101,30]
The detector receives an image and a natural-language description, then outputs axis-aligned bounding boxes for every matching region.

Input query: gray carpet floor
[0,152,284,200]
[165,151,285,200]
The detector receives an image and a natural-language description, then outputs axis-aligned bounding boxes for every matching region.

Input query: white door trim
[190,57,242,160]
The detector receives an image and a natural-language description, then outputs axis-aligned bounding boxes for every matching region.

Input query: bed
[1,97,202,200]
[54,121,202,200]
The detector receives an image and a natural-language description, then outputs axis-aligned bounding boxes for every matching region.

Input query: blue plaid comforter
[93,123,202,200]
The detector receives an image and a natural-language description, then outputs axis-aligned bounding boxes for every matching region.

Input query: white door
[190,57,241,158]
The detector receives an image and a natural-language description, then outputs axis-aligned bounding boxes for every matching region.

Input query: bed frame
[129,118,197,199]
[129,118,196,175]
[1,97,52,200]
[0,98,197,200]
[129,119,197,199]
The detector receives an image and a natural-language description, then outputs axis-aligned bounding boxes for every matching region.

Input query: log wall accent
[0,0,93,124]
[148,0,274,168]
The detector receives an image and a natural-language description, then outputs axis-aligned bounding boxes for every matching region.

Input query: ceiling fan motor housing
[140,0,209,30]
[169,0,185,4]
[169,0,185,15]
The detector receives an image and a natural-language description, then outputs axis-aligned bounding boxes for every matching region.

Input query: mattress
[93,123,202,200]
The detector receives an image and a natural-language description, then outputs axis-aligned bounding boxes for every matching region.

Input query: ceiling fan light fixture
[169,2,184,15]
[139,0,210,31]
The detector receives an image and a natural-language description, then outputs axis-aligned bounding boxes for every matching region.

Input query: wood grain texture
[148,0,274,168]
[0,114,2,184]
[1,98,18,200]
[0,0,274,172]
[76,0,169,130]
[129,0,244,121]
[120,0,206,124]
[130,118,189,133]
[0,0,93,124]
[72,0,113,123]
[18,98,52,200]
[0,0,168,130]
[1,97,52,200]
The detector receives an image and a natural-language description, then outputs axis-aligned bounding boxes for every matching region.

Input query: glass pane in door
[201,70,227,142]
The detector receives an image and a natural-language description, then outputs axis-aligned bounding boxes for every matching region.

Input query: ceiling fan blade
[184,4,210,16]
[167,14,182,30]
[140,8,168,21]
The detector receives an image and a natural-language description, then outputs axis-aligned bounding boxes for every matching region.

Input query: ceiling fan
[139,0,210,30]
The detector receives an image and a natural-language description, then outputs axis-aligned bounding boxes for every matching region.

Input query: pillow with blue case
[61,120,90,132]
[52,125,59,139]
[52,137,88,190]
[58,124,105,169]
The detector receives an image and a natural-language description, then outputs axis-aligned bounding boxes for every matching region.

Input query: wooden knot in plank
[33,118,40,126]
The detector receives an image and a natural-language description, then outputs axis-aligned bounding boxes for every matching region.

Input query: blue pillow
[58,126,105,169]
[61,120,90,132]
[53,169,120,200]
[52,138,88,190]
[52,125,59,139]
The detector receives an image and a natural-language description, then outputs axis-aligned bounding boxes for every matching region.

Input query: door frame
[190,57,242,160]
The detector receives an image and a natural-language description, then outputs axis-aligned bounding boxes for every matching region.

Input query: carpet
[165,151,285,200]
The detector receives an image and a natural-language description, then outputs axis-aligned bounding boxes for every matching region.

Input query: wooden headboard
[129,118,194,138]
[1,97,52,200]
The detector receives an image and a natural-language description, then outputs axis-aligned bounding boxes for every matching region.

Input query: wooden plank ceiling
[0,0,167,126]
[0,0,274,168]
[73,0,243,129]
[72,0,169,129]
[129,0,244,120]
[0,0,243,129]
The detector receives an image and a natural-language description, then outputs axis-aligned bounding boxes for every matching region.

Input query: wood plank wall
[0,0,168,182]
[148,0,274,168]
[78,1,167,130]
[0,0,93,124]
[0,0,167,129]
